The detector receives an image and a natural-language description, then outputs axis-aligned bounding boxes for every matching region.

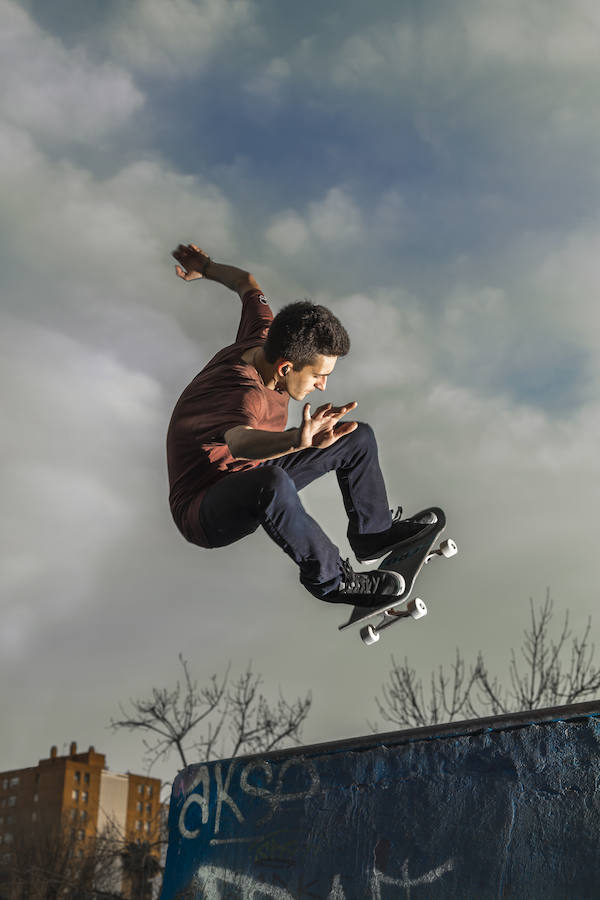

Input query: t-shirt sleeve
[236,289,274,343]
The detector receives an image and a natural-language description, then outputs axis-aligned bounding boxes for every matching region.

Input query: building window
[136,820,143,831]
[77,830,85,841]
[1,779,7,791]
[136,801,143,813]
[7,797,16,808]
[72,790,79,803]
[84,773,90,785]
[33,793,39,803]
[3,834,12,845]
[32,812,37,822]
[146,803,152,816]
[0,817,3,825]
[80,810,87,823]
[70,810,77,822]
[148,785,153,797]
[145,822,151,835]
[81,791,88,804]
[9,778,19,788]
[6,817,14,826]
[137,784,143,796]
[74,771,81,784]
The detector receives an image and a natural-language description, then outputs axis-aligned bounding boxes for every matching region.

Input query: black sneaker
[324,559,405,608]
[351,507,438,564]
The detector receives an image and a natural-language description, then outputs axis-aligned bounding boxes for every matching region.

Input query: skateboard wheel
[440,539,457,558]
[408,597,427,619]
[360,624,380,646]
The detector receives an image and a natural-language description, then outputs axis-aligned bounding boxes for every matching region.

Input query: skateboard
[339,507,457,646]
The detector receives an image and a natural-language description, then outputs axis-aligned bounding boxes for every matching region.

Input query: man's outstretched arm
[172,243,261,300]
[225,402,358,461]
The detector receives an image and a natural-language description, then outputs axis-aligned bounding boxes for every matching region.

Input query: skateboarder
[167,244,434,607]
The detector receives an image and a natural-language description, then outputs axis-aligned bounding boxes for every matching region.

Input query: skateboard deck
[339,507,457,645]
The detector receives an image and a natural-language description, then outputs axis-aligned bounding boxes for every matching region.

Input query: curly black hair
[263,301,350,368]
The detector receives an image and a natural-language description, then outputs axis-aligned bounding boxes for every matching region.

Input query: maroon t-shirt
[167,290,289,544]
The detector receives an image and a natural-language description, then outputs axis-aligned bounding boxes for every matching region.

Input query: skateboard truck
[360,597,428,645]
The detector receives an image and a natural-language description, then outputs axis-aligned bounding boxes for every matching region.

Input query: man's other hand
[298,401,358,450]
[172,244,210,281]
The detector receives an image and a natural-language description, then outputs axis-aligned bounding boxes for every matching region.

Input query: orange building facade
[0,742,161,890]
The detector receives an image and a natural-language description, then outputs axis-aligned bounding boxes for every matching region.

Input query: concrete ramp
[160,701,600,899]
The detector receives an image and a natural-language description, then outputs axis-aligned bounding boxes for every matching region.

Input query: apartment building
[0,742,161,893]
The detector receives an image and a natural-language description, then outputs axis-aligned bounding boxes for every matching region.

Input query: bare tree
[120,841,161,900]
[376,593,600,729]
[111,656,312,770]
[0,816,123,900]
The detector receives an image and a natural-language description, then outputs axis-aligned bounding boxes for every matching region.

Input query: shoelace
[340,559,387,594]
[391,506,403,524]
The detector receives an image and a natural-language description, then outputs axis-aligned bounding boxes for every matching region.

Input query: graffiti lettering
[257,758,320,825]
[194,865,293,899]
[215,762,244,834]
[193,858,455,899]
[178,766,210,839]
[178,758,320,839]
[370,859,456,899]
[240,761,273,802]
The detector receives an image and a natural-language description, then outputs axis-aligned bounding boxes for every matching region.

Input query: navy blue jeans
[197,423,392,600]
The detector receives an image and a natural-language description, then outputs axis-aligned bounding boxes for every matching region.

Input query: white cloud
[0,0,143,144]
[0,316,164,655]
[465,0,600,68]
[265,210,309,255]
[308,187,363,244]
[264,186,365,258]
[109,0,258,76]
[245,57,291,104]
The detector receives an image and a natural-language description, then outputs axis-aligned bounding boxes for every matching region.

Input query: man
[167,244,433,606]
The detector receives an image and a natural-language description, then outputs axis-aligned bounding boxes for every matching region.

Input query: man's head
[263,301,350,400]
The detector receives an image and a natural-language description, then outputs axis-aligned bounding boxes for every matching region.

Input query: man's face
[285,354,338,401]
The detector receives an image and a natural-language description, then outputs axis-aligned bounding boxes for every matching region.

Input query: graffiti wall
[160,701,600,899]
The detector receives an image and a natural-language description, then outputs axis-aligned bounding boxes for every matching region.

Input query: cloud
[265,186,363,258]
[265,210,310,254]
[245,57,291,105]
[0,315,164,657]
[3,0,600,780]
[109,0,258,77]
[308,187,363,244]
[0,0,143,145]
[464,0,600,68]
[0,119,236,372]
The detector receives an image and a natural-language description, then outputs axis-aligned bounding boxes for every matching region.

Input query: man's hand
[172,243,210,281]
[172,244,261,298]
[298,402,358,450]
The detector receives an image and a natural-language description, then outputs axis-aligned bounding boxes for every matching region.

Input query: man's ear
[277,360,292,377]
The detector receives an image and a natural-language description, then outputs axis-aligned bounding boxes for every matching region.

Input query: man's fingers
[175,265,202,281]
[303,403,311,422]
[327,401,358,419]
[334,420,358,436]
[314,403,332,418]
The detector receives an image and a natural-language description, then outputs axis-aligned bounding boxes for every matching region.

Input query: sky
[2,0,600,788]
